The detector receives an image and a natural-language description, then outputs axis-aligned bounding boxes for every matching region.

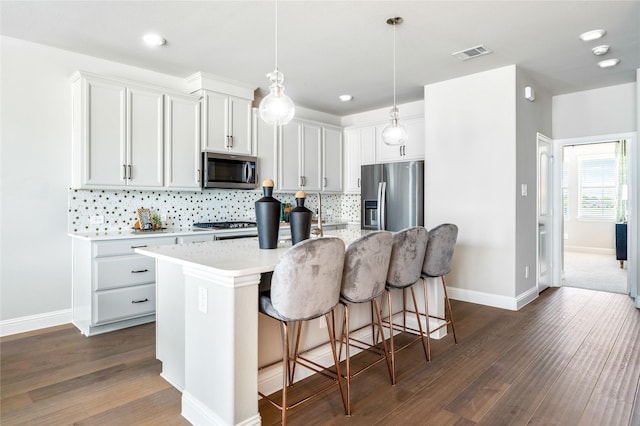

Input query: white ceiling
[1,1,639,116]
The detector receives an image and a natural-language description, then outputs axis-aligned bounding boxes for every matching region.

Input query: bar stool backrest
[386,227,429,289]
[271,237,345,321]
[422,224,458,278]
[341,231,393,303]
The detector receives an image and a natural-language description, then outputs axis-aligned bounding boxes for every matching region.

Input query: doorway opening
[560,139,629,294]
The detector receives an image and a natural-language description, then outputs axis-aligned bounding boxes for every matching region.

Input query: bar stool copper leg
[422,278,432,361]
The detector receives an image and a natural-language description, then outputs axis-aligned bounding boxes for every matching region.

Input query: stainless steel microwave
[202,152,258,189]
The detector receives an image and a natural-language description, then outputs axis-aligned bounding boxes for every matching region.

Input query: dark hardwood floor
[2,287,639,425]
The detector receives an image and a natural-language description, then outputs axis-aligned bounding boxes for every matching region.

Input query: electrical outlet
[89,215,104,224]
[198,287,208,314]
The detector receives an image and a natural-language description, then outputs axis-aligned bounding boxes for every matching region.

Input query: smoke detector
[452,45,493,61]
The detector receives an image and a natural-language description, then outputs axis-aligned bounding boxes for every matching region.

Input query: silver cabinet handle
[127,165,132,180]
[229,135,234,148]
[131,298,149,304]
[131,245,147,249]
[131,269,149,273]
[357,177,360,188]
[324,177,328,188]
[196,169,200,183]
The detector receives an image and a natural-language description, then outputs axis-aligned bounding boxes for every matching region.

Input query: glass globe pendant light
[382,17,407,146]
[259,0,295,126]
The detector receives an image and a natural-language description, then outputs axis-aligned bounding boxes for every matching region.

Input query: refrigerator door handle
[378,181,387,230]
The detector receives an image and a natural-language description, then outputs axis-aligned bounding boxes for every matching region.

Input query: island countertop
[135,226,369,278]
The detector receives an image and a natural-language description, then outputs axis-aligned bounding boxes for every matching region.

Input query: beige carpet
[563,251,628,294]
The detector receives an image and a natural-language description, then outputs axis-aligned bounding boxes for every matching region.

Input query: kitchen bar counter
[68,221,347,241]
[136,226,446,426]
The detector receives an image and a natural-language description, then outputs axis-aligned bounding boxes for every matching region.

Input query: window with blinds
[578,155,616,219]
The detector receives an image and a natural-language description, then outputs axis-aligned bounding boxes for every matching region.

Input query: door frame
[537,133,553,293]
[552,132,637,302]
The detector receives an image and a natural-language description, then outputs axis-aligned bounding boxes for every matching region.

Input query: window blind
[578,155,616,219]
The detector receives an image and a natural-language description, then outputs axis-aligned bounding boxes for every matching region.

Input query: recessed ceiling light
[339,95,353,102]
[592,45,610,56]
[578,29,606,41]
[598,58,620,68]
[143,33,166,47]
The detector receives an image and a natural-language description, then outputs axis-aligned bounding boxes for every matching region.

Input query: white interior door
[538,133,553,292]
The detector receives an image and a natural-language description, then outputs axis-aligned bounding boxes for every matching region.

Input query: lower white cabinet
[72,235,176,336]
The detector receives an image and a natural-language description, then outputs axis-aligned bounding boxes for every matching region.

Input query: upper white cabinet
[276,119,341,193]
[164,94,201,190]
[343,126,376,193]
[200,90,252,155]
[375,115,425,163]
[71,72,164,189]
[322,126,343,192]
[253,108,277,185]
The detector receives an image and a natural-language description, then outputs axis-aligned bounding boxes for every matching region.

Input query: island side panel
[181,267,261,426]
[155,260,186,390]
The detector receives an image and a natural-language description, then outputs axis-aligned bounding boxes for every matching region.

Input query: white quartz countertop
[68,222,347,241]
[135,226,371,277]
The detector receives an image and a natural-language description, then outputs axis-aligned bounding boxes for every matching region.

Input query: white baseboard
[0,309,72,337]
[447,286,539,311]
[565,246,615,255]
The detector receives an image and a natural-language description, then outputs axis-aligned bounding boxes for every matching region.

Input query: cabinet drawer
[95,255,156,290]
[94,237,176,257]
[94,284,155,325]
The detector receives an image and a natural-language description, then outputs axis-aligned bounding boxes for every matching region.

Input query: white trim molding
[0,309,72,337]
[448,286,539,311]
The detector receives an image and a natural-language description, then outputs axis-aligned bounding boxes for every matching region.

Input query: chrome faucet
[312,192,324,237]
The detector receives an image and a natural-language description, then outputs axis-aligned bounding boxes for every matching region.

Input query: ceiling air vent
[452,45,492,61]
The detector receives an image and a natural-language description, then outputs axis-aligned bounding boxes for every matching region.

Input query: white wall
[553,83,636,139]
[424,66,518,302]
[423,65,551,308]
[0,36,189,323]
[515,69,552,296]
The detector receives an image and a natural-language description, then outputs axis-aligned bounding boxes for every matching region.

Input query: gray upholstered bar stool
[258,237,347,425]
[382,226,430,383]
[420,223,459,361]
[338,230,394,415]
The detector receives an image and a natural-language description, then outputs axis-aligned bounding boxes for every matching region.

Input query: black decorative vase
[255,180,281,249]
[289,191,312,245]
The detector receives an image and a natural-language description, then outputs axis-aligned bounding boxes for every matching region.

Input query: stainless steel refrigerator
[361,161,424,231]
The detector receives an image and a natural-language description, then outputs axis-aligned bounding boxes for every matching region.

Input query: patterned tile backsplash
[68,188,361,233]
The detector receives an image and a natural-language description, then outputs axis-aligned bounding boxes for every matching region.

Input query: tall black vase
[289,192,312,245]
[255,182,281,249]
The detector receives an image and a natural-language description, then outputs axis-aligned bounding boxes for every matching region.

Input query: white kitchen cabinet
[254,108,278,185]
[71,72,164,189]
[71,235,176,336]
[201,90,252,155]
[164,94,201,190]
[279,120,303,191]
[322,126,343,192]
[277,119,341,193]
[343,126,376,193]
[375,116,425,163]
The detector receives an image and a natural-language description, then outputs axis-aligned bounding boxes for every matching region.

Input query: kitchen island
[136,228,446,426]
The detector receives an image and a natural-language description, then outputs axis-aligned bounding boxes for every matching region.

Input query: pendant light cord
[392,21,397,110]
[275,0,278,73]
